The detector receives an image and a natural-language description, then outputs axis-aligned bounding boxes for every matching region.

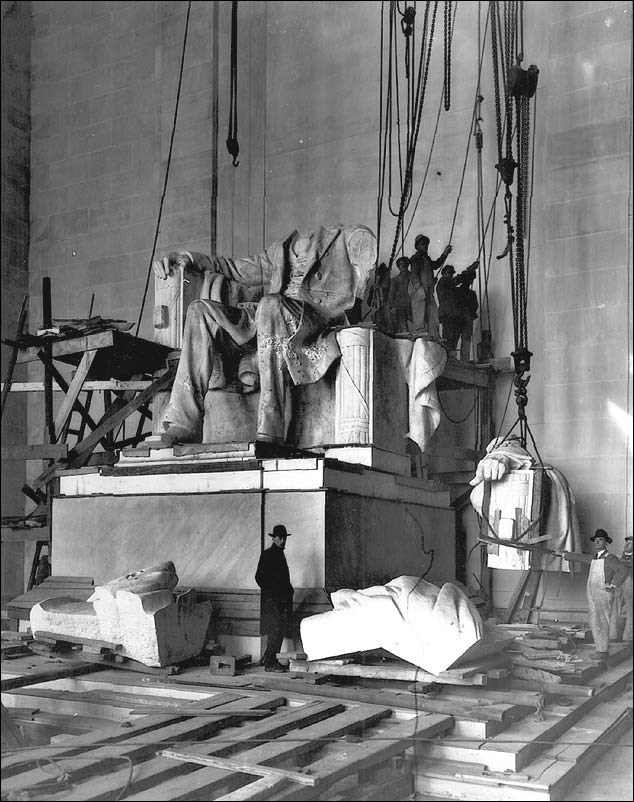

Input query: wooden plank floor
[1,661,452,801]
[1,638,631,801]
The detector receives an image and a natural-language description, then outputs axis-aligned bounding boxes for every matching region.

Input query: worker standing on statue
[409,234,452,337]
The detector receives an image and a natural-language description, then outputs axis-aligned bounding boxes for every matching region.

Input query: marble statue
[469,436,584,570]
[153,224,377,447]
[300,575,483,675]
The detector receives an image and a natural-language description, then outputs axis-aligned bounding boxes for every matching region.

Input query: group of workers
[369,234,479,361]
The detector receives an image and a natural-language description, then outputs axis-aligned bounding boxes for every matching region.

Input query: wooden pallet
[416,660,632,774]
[416,693,633,800]
[1,680,453,801]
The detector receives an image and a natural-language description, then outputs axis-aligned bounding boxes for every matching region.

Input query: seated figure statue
[153,224,377,447]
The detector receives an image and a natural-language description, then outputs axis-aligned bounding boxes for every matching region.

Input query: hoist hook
[226,137,240,167]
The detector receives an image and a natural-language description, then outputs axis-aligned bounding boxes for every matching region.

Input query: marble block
[299,575,483,676]
[30,588,212,667]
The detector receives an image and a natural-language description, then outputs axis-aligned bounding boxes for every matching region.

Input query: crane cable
[490,0,539,448]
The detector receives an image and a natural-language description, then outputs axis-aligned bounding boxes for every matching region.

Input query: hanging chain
[226,0,239,166]
[444,0,452,110]
[387,2,438,270]
[490,2,504,168]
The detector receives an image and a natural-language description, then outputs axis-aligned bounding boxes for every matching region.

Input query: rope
[376,1,387,260]
[437,384,478,424]
[135,1,192,337]
[401,0,461,244]
[386,1,439,271]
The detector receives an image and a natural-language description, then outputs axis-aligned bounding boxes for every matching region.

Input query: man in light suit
[557,529,630,659]
[153,224,377,448]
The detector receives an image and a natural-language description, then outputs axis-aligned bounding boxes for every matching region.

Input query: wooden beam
[1,528,50,543]
[1,380,155,392]
[35,351,103,439]
[31,368,176,488]
[1,701,26,749]
[32,631,122,652]
[0,295,28,419]
[158,749,318,786]
[438,361,494,390]
[0,662,105,692]
[1,444,69,461]
[16,330,117,364]
[53,349,97,437]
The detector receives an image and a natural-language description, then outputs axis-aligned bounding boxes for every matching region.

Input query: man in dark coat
[454,263,479,362]
[255,523,294,671]
[436,265,461,352]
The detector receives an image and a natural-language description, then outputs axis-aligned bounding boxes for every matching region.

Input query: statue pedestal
[51,454,455,659]
[200,327,412,474]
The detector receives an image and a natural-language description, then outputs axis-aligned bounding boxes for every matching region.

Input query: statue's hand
[469,454,512,486]
[153,251,192,280]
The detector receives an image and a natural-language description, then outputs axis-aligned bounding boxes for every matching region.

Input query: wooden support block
[209,653,252,676]
[210,655,238,676]
[32,631,123,653]
[277,651,307,661]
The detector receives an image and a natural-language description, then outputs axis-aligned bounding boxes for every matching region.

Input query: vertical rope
[211,0,219,257]
[135,1,192,337]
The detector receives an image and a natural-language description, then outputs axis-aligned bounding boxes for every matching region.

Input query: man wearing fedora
[556,529,630,659]
[255,524,294,672]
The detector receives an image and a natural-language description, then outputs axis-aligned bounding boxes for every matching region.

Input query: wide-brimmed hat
[590,528,612,544]
[268,524,292,539]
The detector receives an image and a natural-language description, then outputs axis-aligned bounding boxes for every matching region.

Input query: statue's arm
[153,242,285,292]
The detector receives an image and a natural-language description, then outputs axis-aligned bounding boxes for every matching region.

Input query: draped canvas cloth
[396,338,447,453]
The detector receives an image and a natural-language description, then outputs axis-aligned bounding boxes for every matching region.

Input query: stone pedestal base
[53,457,454,596]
